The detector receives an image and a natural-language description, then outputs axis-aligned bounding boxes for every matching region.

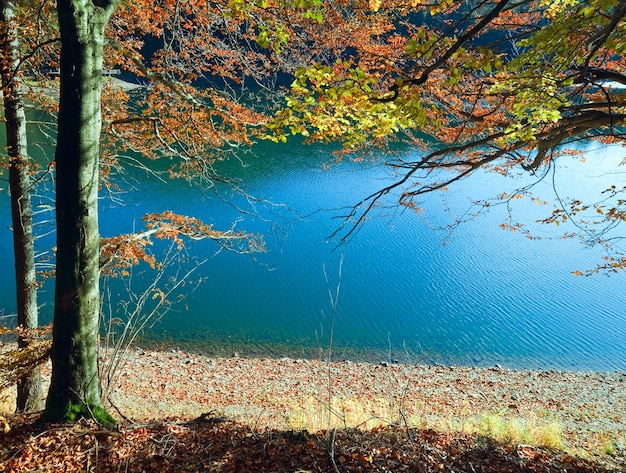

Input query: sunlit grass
[287,396,567,451]
[288,395,401,431]
[599,432,625,456]
[457,411,564,449]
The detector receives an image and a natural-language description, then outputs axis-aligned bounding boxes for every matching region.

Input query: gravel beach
[99,347,626,458]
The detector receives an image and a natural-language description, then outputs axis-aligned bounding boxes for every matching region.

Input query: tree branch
[376,0,512,102]
[105,38,203,107]
[586,0,626,53]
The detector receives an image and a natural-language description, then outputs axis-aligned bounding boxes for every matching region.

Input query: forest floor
[1,347,625,472]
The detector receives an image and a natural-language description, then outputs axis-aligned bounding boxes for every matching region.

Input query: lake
[1,131,625,371]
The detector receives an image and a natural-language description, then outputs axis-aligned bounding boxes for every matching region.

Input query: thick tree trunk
[0,0,44,413]
[44,0,117,426]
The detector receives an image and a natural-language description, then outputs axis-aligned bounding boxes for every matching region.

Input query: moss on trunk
[44,0,118,425]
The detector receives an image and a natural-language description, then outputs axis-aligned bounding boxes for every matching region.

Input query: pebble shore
[103,347,625,457]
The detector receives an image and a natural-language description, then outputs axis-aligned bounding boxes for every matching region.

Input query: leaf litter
[1,348,625,472]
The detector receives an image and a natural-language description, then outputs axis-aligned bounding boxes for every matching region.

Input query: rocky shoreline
[98,347,625,460]
[2,343,624,464]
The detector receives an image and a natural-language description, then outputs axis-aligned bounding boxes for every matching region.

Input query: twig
[107,396,135,425]
[328,427,341,473]
[322,253,345,428]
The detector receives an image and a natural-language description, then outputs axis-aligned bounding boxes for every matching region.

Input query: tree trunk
[44,0,117,426]
[0,0,44,413]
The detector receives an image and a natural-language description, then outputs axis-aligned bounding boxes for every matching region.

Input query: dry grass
[285,394,566,451]
[0,385,567,452]
[458,411,564,449]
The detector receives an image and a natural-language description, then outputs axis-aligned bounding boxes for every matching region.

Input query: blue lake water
[1,132,625,371]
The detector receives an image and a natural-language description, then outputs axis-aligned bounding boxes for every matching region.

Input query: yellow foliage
[368,0,381,11]
[540,0,578,18]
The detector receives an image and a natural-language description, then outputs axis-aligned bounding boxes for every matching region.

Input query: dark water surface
[1,133,625,371]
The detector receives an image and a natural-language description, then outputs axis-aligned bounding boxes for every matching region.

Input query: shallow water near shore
[0,126,625,371]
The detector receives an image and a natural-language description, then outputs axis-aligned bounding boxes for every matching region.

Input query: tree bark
[1,0,44,413]
[44,0,117,426]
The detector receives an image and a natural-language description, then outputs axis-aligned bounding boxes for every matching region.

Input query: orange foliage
[100,211,264,276]
[0,325,51,395]
[6,0,626,275]
[266,0,626,271]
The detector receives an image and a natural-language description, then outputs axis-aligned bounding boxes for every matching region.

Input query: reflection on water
[1,134,625,371]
